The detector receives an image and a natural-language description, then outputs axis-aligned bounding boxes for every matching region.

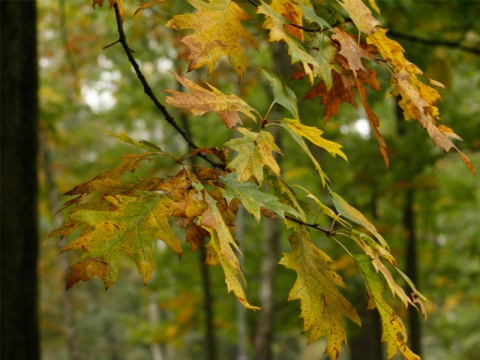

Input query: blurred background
[14,0,480,359]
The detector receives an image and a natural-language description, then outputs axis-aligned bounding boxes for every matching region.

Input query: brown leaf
[332,28,375,76]
[304,70,357,122]
[165,72,258,129]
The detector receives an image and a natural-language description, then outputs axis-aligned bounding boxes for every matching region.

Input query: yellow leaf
[269,0,304,41]
[280,229,361,358]
[367,28,407,70]
[196,185,260,310]
[225,128,282,185]
[356,255,421,360]
[166,0,257,81]
[336,0,380,34]
[164,72,258,128]
[282,118,347,161]
[258,1,318,84]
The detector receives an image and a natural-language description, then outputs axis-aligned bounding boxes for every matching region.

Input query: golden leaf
[166,0,257,81]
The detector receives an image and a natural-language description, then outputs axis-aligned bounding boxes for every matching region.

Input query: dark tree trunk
[396,104,422,356]
[349,192,383,360]
[403,189,421,356]
[254,218,280,360]
[1,1,40,359]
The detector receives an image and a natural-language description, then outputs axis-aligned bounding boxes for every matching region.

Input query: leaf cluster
[44,1,476,359]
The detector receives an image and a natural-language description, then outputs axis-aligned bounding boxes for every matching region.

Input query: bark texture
[1,1,40,359]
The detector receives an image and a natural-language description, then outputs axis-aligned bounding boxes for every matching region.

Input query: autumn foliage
[45,1,475,359]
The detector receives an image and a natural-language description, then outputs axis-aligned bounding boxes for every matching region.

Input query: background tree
[1,2,40,359]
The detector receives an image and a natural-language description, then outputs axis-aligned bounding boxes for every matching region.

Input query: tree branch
[110,4,224,169]
[388,30,480,56]
[285,215,336,237]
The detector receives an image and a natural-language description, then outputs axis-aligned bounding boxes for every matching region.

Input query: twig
[110,4,224,169]
[388,30,480,56]
[285,215,336,237]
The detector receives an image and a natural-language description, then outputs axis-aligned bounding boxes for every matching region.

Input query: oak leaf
[332,28,375,77]
[166,0,257,81]
[336,0,380,35]
[225,127,282,184]
[280,229,361,358]
[268,0,304,41]
[165,72,258,129]
[195,184,260,310]
[277,118,347,186]
[304,70,357,122]
[62,153,154,210]
[63,192,183,289]
[330,190,389,250]
[218,173,302,222]
[259,1,319,84]
[356,255,421,360]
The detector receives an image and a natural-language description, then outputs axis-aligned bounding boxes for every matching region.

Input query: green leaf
[355,254,420,360]
[280,229,361,358]
[330,190,389,250]
[295,185,349,227]
[225,127,282,185]
[63,192,183,289]
[261,67,298,118]
[298,1,331,29]
[218,173,302,221]
[276,118,347,187]
[107,131,166,153]
[311,34,338,89]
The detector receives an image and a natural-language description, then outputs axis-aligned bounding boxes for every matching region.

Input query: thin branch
[110,4,224,169]
[388,30,480,56]
[285,215,336,237]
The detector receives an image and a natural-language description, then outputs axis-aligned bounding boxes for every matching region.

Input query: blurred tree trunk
[40,133,81,360]
[254,217,280,360]
[396,104,421,356]
[1,1,40,359]
[349,192,383,360]
[403,188,421,355]
[235,207,249,360]
[254,43,288,360]
[179,103,217,360]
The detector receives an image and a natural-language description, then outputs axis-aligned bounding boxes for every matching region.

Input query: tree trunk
[254,218,280,360]
[349,192,383,360]
[235,207,249,360]
[403,189,421,356]
[40,132,81,360]
[396,104,421,356]
[179,103,218,360]
[1,1,40,359]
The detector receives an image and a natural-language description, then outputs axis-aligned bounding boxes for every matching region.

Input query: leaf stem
[110,4,224,170]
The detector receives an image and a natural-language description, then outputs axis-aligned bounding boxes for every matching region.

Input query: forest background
[2,1,479,360]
